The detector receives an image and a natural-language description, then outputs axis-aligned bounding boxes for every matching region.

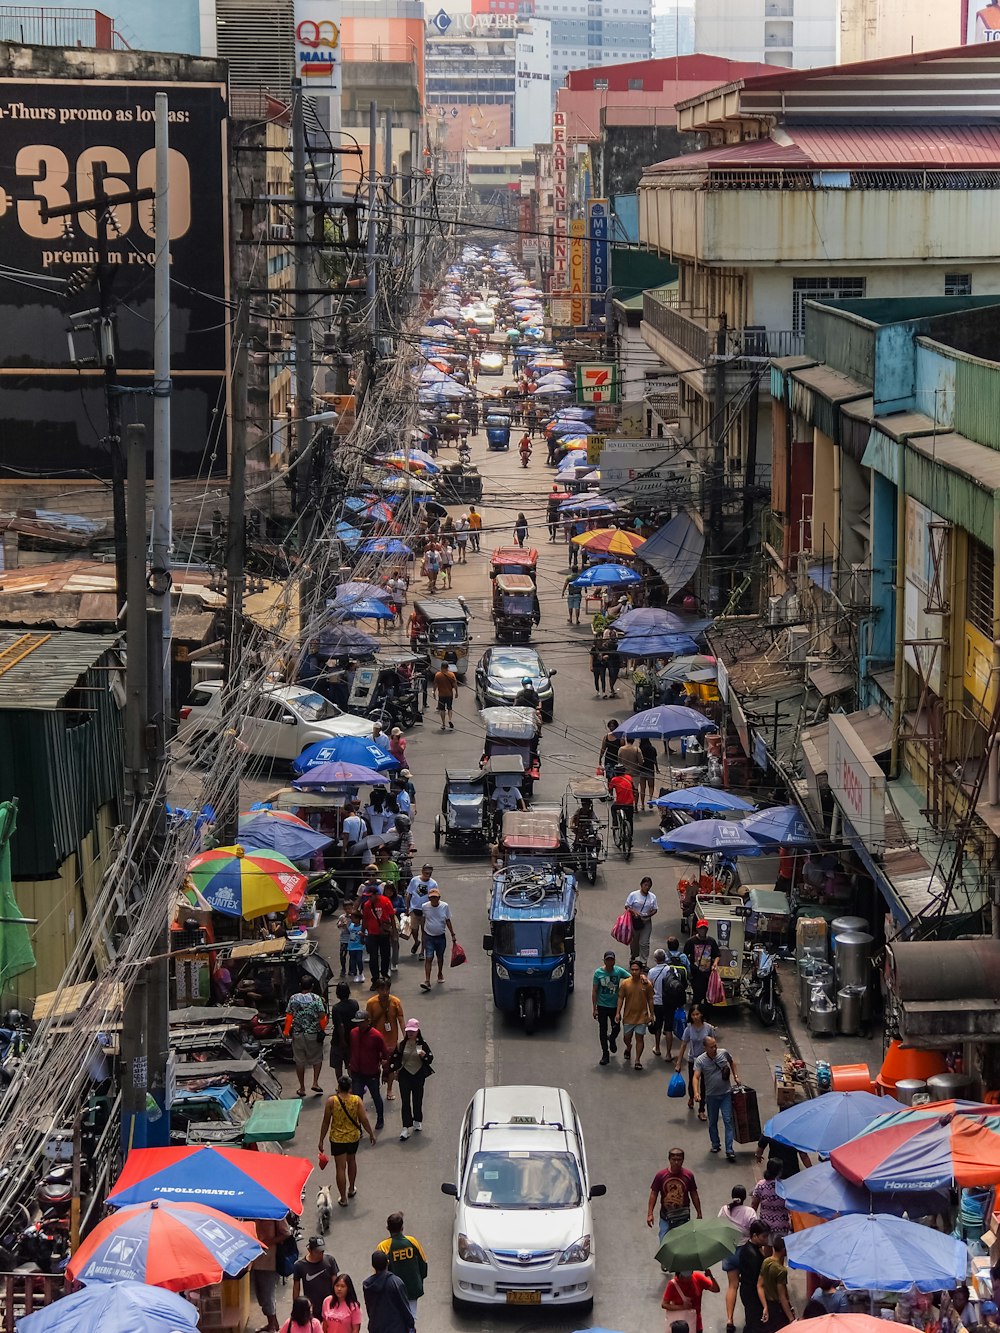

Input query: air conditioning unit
[270,223,292,240]
[786,625,810,664]
[267,331,286,351]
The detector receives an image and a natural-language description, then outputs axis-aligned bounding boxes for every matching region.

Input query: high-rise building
[532,0,652,90]
[652,3,695,57]
[694,0,836,67]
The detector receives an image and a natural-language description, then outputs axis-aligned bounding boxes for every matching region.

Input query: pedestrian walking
[625,876,658,964]
[603,629,621,697]
[366,978,405,1101]
[647,1147,702,1241]
[440,542,454,588]
[692,1034,738,1161]
[720,1184,758,1330]
[455,515,469,562]
[405,864,437,954]
[590,641,608,697]
[758,1237,794,1330]
[617,734,643,788]
[735,1222,770,1333]
[433,663,457,732]
[252,1216,292,1333]
[662,1269,720,1333]
[598,719,622,773]
[377,1213,428,1322]
[348,1013,387,1132]
[362,883,398,989]
[321,1274,362,1332]
[615,957,654,1068]
[388,728,406,766]
[675,1007,716,1115]
[292,1236,339,1315]
[328,980,359,1080]
[363,1251,414,1333]
[513,512,529,547]
[638,737,660,807]
[751,1160,792,1239]
[279,1298,322,1333]
[284,976,328,1099]
[406,608,426,652]
[563,575,582,624]
[592,949,629,1066]
[684,920,721,1012]
[346,909,365,983]
[392,1020,434,1140]
[419,886,456,990]
[647,946,687,1060]
[467,506,482,552]
[547,486,561,542]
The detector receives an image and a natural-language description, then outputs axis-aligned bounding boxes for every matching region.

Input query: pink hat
[405,1018,420,1033]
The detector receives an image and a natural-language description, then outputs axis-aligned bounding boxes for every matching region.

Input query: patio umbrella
[617,632,701,659]
[777,1160,950,1222]
[741,804,815,848]
[379,474,435,495]
[654,1218,741,1272]
[764,1091,906,1155]
[333,581,393,604]
[559,495,619,514]
[292,761,389,789]
[830,1111,1000,1191]
[572,528,645,557]
[235,815,332,862]
[571,564,642,588]
[656,820,764,857]
[318,625,378,656]
[357,537,414,557]
[107,1145,312,1220]
[614,606,687,634]
[783,1212,969,1291]
[657,653,718,683]
[344,496,394,522]
[18,1281,200,1333]
[293,735,400,776]
[861,1100,999,1133]
[185,846,307,917]
[784,1319,920,1333]
[331,597,395,621]
[335,520,362,548]
[615,705,717,739]
[66,1200,262,1291]
[653,787,755,814]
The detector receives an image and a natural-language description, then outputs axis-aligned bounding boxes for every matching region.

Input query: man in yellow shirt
[615,959,654,1070]
[467,506,483,552]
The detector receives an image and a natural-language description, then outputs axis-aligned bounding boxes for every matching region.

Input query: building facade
[533,0,651,90]
[652,3,695,57]
[694,0,836,67]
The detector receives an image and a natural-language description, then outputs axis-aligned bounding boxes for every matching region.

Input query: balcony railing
[643,290,804,365]
[643,291,710,363]
[762,509,785,560]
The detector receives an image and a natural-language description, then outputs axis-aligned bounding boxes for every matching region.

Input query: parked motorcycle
[745,944,778,1026]
[307,868,341,918]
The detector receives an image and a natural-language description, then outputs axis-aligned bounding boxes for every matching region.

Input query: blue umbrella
[655,819,764,856]
[318,625,378,656]
[777,1160,949,1222]
[571,564,642,588]
[784,1212,969,1291]
[335,520,362,548]
[764,1091,906,1154]
[236,815,333,862]
[653,786,755,814]
[331,597,395,620]
[358,537,414,557]
[614,606,687,634]
[740,804,815,848]
[18,1280,199,1333]
[559,496,619,514]
[617,632,700,658]
[334,581,392,604]
[615,705,717,739]
[292,761,389,788]
[293,735,400,776]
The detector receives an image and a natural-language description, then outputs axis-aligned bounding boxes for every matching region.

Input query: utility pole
[151,91,173,714]
[124,424,148,815]
[292,78,313,517]
[707,315,728,611]
[366,101,379,333]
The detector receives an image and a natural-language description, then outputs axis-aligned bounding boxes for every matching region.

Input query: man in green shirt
[592,949,630,1066]
[377,1211,428,1322]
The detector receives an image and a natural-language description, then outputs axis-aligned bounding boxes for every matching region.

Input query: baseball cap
[405,1018,420,1033]
[428,887,441,897]
[696,919,709,929]
[308,1236,325,1250]
[603,949,616,960]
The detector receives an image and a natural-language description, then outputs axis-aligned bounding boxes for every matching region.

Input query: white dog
[316,1184,333,1234]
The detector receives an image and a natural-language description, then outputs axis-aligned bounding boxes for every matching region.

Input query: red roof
[645,124,1000,173]
[738,40,1000,94]
[564,52,775,92]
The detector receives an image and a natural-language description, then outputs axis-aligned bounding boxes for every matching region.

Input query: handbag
[611,911,632,945]
[398,912,412,940]
[450,940,467,967]
[706,968,726,1006]
[275,1231,299,1278]
[673,1006,688,1040]
[667,1070,686,1098]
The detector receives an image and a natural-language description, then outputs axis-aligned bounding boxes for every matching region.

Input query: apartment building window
[967,536,995,638]
[945,273,972,296]
[593,77,608,88]
[792,276,866,336]
[628,77,643,89]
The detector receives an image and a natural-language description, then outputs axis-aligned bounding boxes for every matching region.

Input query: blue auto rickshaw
[483,810,577,1034]
[485,412,512,451]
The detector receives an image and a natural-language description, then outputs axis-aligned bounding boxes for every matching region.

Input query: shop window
[944,273,971,296]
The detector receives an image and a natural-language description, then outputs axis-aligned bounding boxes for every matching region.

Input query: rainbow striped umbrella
[185,845,307,918]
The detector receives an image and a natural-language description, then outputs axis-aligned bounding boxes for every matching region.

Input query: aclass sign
[294,0,341,88]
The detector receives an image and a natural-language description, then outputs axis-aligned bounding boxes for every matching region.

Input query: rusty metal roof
[0,630,119,709]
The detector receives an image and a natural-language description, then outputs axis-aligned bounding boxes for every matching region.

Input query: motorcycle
[0,1010,33,1086]
[457,442,472,465]
[745,944,778,1026]
[519,446,532,469]
[247,1014,294,1064]
[307,868,341,918]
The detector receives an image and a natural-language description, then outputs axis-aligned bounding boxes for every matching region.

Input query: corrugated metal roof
[645,123,1000,174]
[791,364,870,403]
[0,630,120,710]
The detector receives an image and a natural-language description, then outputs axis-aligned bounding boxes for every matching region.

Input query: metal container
[894,1078,929,1107]
[809,996,838,1036]
[837,986,865,1036]
[834,932,873,989]
[799,959,820,1018]
[831,915,869,943]
[926,1071,974,1101]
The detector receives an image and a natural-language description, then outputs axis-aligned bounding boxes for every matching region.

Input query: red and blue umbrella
[66,1199,263,1290]
[292,760,389,789]
[830,1110,1000,1191]
[293,735,400,777]
[107,1145,312,1219]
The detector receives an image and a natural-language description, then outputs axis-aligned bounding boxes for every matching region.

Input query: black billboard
[0,77,229,479]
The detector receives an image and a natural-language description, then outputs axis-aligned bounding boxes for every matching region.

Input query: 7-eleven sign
[576,362,619,404]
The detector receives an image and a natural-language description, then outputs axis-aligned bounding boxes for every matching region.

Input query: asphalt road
[253,374,792,1331]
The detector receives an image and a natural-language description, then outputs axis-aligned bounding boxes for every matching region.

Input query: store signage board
[575,363,618,404]
[828,713,885,850]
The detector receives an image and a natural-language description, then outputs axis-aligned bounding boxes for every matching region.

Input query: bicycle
[611,804,633,861]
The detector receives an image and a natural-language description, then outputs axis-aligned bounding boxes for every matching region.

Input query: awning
[635,512,704,595]
[808,664,854,697]
[799,705,892,780]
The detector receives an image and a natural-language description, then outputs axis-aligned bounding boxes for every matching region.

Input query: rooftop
[0,630,119,710]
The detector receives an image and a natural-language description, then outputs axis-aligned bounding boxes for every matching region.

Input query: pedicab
[433,755,526,852]
[485,412,512,451]
[413,597,470,677]
[491,573,540,644]
[489,546,539,584]
[561,776,611,885]
[480,706,541,796]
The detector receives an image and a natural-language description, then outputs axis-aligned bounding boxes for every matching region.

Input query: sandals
[295,1089,306,1098]
[311,1085,323,1093]
[348,1187,357,1198]
[420,982,431,992]
[337,1199,348,1208]
[634,1062,644,1071]
[698,1110,708,1122]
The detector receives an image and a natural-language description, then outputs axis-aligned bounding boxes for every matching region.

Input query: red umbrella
[830,1110,1000,1190]
[107,1145,312,1219]
[66,1199,262,1290]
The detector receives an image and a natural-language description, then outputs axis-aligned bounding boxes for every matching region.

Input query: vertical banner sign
[294,0,342,91]
[551,111,567,298]
[569,217,585,326]
[588,198,610,329]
